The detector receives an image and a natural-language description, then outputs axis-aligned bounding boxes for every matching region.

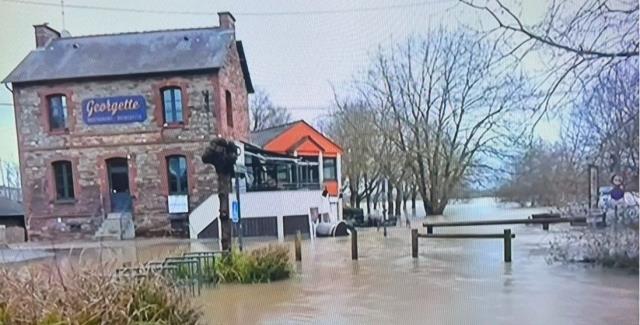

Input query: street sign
[231,201,239,223]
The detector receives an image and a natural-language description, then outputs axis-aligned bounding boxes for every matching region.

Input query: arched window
[47,94,68,131]
[166,155,188,195]
[161,87,183,124]
[52,160,74,200]
[225,90,233,127]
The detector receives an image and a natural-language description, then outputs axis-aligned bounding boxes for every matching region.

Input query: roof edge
[236,41,254,94]
[46,25,222,41]
[4,67,221,85]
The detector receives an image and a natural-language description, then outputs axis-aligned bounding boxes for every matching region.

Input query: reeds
[0,262,201,324]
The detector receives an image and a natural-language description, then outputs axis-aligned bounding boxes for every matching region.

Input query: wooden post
[542,223,549,231]
[427,226,433,234]
[411,229,418,258]
[295,230,302,262]
[351,229,358,260]
[503,229,512,263]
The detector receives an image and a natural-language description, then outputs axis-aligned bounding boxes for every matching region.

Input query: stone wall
[216,43,251,142]
[13,61,250,240]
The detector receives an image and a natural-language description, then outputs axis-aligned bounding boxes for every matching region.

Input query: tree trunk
[349,183,357,206]
[395,185,403,217]
[411,187,417,210]
[218,174,232,251]
[387,182,394,217]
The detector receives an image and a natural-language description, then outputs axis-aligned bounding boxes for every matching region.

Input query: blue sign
[82,95,147,125]
[231,201,239,223]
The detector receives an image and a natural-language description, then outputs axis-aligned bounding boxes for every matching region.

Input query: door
[106,158,132,212]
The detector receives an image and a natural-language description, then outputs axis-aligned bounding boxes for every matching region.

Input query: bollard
[411,228,418,258]
[351,229,358,260]
[426,225,433,234]
[295,230,302,262]
[542,223,549,231]
[503,229,512,263]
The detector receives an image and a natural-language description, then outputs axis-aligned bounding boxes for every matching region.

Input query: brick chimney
[218,12,236,30]
[33,23,60,48]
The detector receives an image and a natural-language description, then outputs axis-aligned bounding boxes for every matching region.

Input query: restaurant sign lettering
[82,96,147,125]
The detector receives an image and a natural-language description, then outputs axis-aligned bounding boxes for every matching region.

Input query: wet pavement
[0,248,52,263]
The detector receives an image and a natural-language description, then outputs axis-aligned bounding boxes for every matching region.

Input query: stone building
[2,12,254,240]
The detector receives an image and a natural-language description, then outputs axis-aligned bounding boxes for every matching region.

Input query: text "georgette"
[85,98,141,117]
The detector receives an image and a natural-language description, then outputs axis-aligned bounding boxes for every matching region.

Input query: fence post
[351,229,358,260]
[411,229,418,258]
[503,229,512,263]
[295,230,302,262]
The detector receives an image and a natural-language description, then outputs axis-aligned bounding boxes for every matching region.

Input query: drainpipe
[337,153,342,220]
[318,152,324,188]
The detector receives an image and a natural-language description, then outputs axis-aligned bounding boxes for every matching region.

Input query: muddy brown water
[195,198,638,325]
[7,198,638,324]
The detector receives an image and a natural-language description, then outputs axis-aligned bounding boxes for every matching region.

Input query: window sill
[49,129,70,135]
[162,123,185,129]
[54,199,76,205]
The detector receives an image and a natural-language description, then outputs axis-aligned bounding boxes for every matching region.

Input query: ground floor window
[52,160,74,200]
[167,155,188,195]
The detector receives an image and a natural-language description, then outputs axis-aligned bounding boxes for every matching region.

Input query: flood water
[5,198,637,324]
[194,198,638,325]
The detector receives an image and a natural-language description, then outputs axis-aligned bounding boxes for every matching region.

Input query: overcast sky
[0,0,559,164]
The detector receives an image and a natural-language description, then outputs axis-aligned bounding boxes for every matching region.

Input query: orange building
[249,120,343,197]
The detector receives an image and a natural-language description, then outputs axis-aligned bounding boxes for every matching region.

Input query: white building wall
[189,189,324,240]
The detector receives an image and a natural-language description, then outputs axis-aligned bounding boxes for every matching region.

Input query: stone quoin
[3,12,254,240]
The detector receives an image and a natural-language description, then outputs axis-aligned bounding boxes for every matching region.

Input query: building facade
[189,123,345,241]
[3,13,254,240]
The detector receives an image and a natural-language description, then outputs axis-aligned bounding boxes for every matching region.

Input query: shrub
[214,244,293,284]
[0,263,201,324]
[549,203,639,270]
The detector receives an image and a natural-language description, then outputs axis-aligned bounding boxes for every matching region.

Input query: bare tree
[497,58,639,206]
[250,89,292,131]
[461,0,639,119]
[569,59,639,187]
[342,30,529,215]
[495,139,586,207]
[323,100,383,215]
[0,159,21,201]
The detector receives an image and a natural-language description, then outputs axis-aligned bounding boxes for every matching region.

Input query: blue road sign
[232,201,239,223]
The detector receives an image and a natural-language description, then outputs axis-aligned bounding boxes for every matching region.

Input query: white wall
[188,193,221,239]
[189,189,324,240]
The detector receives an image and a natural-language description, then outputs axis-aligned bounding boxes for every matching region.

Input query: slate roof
[0,197,24,217]
[249,121,301,148]
[3,26,254,92]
